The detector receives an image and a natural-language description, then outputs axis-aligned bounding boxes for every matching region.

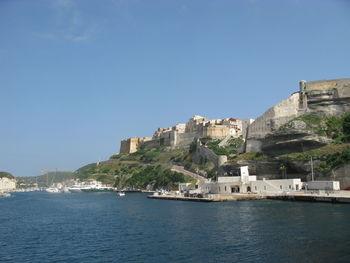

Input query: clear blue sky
[1,0,349,177]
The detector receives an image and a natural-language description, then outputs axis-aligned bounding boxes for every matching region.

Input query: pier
[148,194,266,202]
[148,191,350,204]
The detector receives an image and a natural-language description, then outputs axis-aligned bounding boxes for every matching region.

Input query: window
[280,185,282,189]
[289,185,291,189]
[296,185,299,190]
[264,186,266,190]
[225,186,227,192]
[255,186,257,190]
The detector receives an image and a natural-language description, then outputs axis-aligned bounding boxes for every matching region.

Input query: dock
[148,191,350,204]
[267,192,350,204]
[148,194,266,202]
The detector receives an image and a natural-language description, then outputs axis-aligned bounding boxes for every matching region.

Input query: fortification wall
[120,137,153,154]
[120,138,139,154]
[192,141,227,168]
[174,132,200,148]
[203,126,229,138]
[247,93,301,139]
[302,78,350,93]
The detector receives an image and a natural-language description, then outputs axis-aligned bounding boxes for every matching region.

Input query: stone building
[120,115,246,154]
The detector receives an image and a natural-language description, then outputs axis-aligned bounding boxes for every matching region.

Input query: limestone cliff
[245,78,350,154]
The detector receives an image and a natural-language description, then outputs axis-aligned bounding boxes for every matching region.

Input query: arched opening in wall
[231,186,240,193]
[247,186,251,192]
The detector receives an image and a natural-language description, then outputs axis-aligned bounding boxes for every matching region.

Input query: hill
[0,171,14,179]
[17,171,75,188]
[75,148,197,190]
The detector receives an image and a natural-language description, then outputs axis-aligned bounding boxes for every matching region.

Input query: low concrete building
[306,181,340,191]
[201,166,257,194]
[251,178,302,194]
[201,166,304,195]
[0,177,16,192]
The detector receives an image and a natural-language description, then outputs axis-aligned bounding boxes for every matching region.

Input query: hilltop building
[120,115,249,154]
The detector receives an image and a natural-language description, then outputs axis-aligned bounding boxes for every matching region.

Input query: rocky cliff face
[260,119,332,155]
[226,78,350,188]
[245,78,350,153]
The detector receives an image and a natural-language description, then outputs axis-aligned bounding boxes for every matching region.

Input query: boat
[117,192,125,197]
[45,187,61,193]
[0,192,11,197]
[68,180,114,193]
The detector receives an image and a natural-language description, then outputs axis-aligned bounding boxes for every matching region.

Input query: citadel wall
[247,92,301,139]
[245,78,350,153]
[119,115,244,153]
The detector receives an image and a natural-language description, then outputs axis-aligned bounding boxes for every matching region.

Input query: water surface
[1,192,349,262]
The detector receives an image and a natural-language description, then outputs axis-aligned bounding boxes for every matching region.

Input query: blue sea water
[0,192,350,263]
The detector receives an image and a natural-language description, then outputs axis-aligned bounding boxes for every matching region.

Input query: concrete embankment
[148,192,350,204]
[148,194,266,202]
[267,193,350,204]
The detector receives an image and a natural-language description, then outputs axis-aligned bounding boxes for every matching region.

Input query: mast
[310,157,314,181]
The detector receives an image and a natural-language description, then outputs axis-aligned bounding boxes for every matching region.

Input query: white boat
[45,187,61,193]
[117,192,125,196]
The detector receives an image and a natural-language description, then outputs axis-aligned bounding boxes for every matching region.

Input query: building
[201,166,257,194]
[119,137,152,154]
[251,178,302,194]
[201,166,303,195]
[306,181,340,191]
[0,177,16,192]
[120,115,248,154]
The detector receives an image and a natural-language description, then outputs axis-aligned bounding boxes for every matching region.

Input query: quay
[267,192,350,204]
[148,191,350,204]
[148,194,266,202]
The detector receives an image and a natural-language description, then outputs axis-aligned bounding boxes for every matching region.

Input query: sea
[0,192,349,263]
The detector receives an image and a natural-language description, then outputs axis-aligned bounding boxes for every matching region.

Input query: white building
[201,166,304,195]
[251,178,302,194]
[201,166,257,194]
[0,177,16,192]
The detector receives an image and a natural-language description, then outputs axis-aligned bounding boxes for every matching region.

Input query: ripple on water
[1,193,350,263]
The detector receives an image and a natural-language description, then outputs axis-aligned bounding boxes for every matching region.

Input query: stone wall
[245,92,303,152]
[302,78,350,116]
[120,137,152,154]
[203,125,229,138]
[301,78,350,93]
[192,140,227,168]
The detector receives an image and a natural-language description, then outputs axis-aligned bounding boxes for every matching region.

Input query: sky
[1,0,350,177]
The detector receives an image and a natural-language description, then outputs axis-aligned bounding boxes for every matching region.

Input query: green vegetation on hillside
[229,152,269,162]
[78,147,196,190]
[17,171,74,187]
[281,143,350,172]
[278,113,350,141]
[206,137,244,156]
[116,165,195,190]
[0,171,14,179]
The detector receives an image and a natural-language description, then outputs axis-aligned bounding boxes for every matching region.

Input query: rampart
[245,78,350,153]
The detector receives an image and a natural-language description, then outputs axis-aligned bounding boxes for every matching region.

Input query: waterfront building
[251,178,302,194]
[305,181,340,191]
[201,166,304,195]
[0,177,16,192]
